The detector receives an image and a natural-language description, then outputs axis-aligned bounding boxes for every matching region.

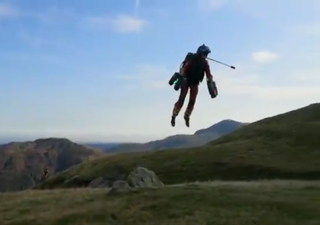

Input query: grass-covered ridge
[2,182,320,225]
[37,103,320,189]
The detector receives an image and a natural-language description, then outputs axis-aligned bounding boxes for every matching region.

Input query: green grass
[37,103,320,189]
[1,182,320,225]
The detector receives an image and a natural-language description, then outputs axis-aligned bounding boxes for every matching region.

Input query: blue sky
[0,0,319,142]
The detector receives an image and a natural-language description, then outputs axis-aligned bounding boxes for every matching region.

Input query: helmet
[196,44,211,55]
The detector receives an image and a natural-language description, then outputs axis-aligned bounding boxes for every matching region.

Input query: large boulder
[88,177,113,188]
[127,167,164,188]
[109,180,132,193]
[108,167,164,194]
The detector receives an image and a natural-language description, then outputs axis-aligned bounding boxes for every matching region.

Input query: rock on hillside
[0,138,104,192]
[87,166,164,192]
[110,167,164,193]
[126,166,164,188]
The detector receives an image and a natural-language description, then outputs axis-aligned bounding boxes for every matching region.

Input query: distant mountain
[106,120,248,153]
[0,138,105,192]
[195,119,250,136]
[0,137,30,145]
[83,143,121,150]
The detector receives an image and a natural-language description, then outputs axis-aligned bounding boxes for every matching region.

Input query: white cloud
[0,52,64,64]
[134,0,140,17]
[0,5,147,33]
[208,56,320,101]
[29,7,78,24]
[0,5,17,18]
[252,51,279,63]
[17,30,84,55]
[288,23,320,36]
[88,14,147,33]
[291,68,320,83]
[18,31,50,48]
[134,64,173,77]
[112,15,147,33]
[198,0,228,10]
[221,81,320,100]
[142,80,168,89]
[117,64,175,89]
[0,5,79,24]
[200,0,320,30]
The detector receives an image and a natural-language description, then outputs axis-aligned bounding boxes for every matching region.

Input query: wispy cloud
[222,81,320,100]
[29,7,78,24]
[117,64,173,88]
[0,52,64,64]
[197,0,228,10]
[134,0,140,17]
[17,30,84,55]
[0,4,78,24]
[199,0,320,28]
[0,4,18,19]
[85,0,147,33]
[87,14,147,33]
[252,51,279,63]
[291,68,320,83]
[18,31,51,48]
[142,80,168,89]
[288,23,320,36]
[213,62,320,102]
[1,3,148,33]
[112,15,147,33]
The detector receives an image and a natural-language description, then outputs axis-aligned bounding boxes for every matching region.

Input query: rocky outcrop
[86,167,164,193]
[127,166,164,188]
[110,167,163,193]
[88,177,112,188]
[109,180,133,193]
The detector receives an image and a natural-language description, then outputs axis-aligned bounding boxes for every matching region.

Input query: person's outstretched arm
[204,59,213,80]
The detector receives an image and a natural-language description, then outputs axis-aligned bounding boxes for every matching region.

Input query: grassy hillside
[2,182,320,225]
[0,138,104,192]
[37,103,320,189]
[83,142,121,150]
[106,120,247,153]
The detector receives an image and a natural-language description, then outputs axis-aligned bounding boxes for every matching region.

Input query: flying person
[170,44,214,127]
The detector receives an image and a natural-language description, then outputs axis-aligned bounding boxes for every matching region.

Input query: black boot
[171,116,176,127]
[184,115,190,127]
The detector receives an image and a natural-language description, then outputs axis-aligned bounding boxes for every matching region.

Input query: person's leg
[184,84,199,127]
[171,85,189,126]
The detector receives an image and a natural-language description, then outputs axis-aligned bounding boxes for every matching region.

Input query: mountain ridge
[0,138,104,192]
[105,119,248,153]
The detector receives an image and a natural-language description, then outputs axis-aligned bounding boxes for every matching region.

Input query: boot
[171,116,176,127]
[184,115,190,127]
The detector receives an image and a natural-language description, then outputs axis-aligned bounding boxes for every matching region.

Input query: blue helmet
[196,44,211,55]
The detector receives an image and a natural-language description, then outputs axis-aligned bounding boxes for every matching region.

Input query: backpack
[180,52,205,83]
[180,52,195,68]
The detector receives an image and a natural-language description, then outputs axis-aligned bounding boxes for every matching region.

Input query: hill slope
[83,142,121,150]
[38,103,320,189]
[3,182,320,225]
[106,120,247,153]
[0,138,104,192]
